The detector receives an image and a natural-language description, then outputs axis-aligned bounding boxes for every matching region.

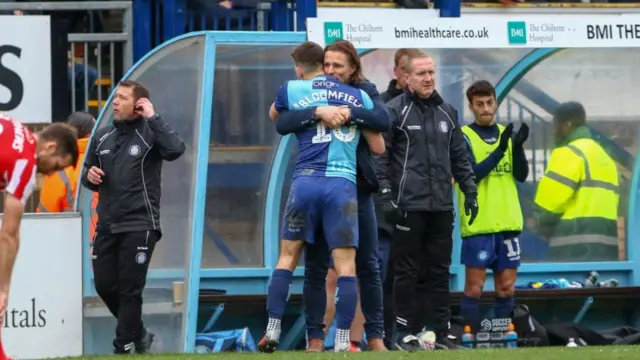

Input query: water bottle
[461,325,474,349]
[566,338,579,347]
[504,323,518,349]
[584,271,599,288]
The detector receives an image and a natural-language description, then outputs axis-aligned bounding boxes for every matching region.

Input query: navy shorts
[461,232,521,271]
[281,176,358,250]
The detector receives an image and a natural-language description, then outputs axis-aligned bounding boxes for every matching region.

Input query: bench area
[195,287,640,349]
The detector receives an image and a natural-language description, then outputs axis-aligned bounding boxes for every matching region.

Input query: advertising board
[307,14,640,49]
[0,214,83,359]
[0,16,52,124]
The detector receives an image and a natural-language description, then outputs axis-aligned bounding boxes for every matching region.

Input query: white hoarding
[0,16,52,124]
[0,214,83,359]
[307,14,640,49]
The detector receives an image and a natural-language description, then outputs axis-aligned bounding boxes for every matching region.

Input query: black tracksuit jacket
[81,115,185,234]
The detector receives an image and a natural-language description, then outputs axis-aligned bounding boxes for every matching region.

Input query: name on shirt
[12,119,25,153]
[292,90,364,110]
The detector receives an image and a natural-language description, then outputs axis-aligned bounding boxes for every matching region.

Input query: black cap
[66,111,96,138]
[553,101,586,125]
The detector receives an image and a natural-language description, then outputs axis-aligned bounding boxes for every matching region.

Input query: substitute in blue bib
[260,41,385,354]
[456,80,530,330]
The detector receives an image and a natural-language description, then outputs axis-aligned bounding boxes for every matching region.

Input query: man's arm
[0,193,23,290]
[349,81,391,132]
[465,137,504,182]
[270,81,318,135]
[512,144,530,182]
[374,105,398,195]
[274,108,317,135]
[362,130,385,155]
[81,135,100,192]
[450,110,477,198]
[147,114,186,161]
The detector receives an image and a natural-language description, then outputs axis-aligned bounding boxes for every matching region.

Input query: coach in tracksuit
[82,80,185,354]
[377,50,478,351]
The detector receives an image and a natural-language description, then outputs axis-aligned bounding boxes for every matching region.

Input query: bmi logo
[324,22,344,44]
[508,21,527,45]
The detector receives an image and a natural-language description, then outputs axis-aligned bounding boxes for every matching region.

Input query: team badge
[129,145,140,156]
[477,250,489,262]
[438,121,448,133]
[135,252,147,264]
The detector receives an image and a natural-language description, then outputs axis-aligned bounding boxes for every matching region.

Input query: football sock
[266,269,293,323]
[495,296,514,318]
[335,276,358,337]
[461,295,481,328]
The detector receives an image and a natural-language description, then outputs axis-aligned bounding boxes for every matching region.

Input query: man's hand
[87,166,104,185]
[498,123,514,152]
[315,106,347,129]
[379,189,403,224]
[135,98,156,119]
[464,195,479,226]
[514,123,530,147]
[339,107,351,124]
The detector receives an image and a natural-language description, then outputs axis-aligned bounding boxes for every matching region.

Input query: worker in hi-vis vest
[534,102,619,261]
[38,112,98,239]
[455,80,530,329]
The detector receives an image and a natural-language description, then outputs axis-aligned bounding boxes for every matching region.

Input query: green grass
[77,347,640,360]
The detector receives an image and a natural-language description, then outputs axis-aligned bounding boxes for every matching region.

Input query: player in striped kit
[0,114,78,360]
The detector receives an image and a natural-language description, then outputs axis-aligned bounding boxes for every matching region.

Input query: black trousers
[393,210,454,335]
[93,230,159,352]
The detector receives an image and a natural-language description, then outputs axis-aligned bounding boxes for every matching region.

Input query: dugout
[74,21,640,353]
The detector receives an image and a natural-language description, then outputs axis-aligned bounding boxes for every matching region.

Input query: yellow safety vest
[534,135,619,248]
[457,124,523,237]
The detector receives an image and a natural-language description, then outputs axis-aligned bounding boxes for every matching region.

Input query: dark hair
[394,49,412,67]
[39,123,79,166]
[291,41,324,72]
[324,40,365,84]
[466,80,496,103]
[553,101,586,127]
[118,80,150,101]
[66,111,95,138]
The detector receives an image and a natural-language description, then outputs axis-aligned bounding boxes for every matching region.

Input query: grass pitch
[82,346,640,360]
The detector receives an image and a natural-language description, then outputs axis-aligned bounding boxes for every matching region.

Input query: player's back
[284,76,373,183]
[0,114,38,203]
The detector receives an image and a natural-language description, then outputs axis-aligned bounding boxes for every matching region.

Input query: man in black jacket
[377,50,478,351]
[82,80,185,354]
[380,49,411,104]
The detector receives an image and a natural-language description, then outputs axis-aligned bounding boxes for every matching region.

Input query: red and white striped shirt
[0,114,38,205]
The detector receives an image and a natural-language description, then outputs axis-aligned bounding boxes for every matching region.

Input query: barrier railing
[0,2,133,117]
[132,0,315,60]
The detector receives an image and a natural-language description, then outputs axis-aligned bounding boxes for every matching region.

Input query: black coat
[376,90,476,212]
[82,115,185,234]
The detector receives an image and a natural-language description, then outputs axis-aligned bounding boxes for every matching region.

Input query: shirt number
[503,237,521,258]
[311,123,356,144]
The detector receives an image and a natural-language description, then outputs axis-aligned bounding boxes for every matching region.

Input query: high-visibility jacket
[457,124,523,237]
[38,137,98,239]
[534,127,619,249]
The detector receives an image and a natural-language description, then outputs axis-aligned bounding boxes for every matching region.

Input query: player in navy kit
[258,42,385,353]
